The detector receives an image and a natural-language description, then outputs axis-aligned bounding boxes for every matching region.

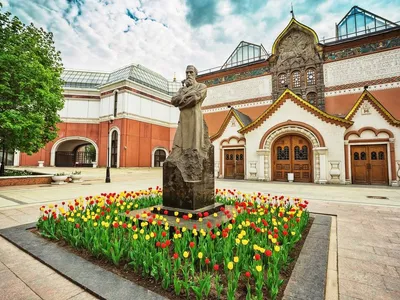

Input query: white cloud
[3,0,400,81]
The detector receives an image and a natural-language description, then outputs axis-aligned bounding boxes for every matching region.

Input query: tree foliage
[0,3,64,173]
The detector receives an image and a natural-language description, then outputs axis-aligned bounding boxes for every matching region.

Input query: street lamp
[105,116,115,183]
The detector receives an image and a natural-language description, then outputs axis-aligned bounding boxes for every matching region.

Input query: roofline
[238,89,352,134]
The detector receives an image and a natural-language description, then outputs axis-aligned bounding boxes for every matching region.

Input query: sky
[2,0,400,80]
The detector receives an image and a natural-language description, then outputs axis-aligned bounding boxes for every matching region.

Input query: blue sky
[2,0,399,80]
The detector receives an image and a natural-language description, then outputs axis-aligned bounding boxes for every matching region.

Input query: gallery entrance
[351,145,388,185]
[272,135,312,182]
[224,149,244,179]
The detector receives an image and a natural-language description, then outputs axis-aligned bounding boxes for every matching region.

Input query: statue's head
[185,65,198,87]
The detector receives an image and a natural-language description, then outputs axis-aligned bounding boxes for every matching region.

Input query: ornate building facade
[11,6,400,186]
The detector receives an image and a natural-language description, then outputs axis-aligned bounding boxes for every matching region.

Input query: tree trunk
[0,144,5,176]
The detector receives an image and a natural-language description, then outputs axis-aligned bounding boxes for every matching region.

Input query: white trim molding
[152,147,169,167]
[109,126,121,168]
[50,136,99,167]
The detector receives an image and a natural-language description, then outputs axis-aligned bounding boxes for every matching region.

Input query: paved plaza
[1,167,400,299]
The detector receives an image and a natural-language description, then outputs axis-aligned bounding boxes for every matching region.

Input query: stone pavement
[0,167,400,299]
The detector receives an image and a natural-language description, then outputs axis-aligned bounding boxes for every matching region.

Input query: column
[256,150,267,180]
[313,147,328,184]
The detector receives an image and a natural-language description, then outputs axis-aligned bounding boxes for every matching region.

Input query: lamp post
[105,116,114,183]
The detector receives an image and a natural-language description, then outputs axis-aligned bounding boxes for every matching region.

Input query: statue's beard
[185,78,195,87]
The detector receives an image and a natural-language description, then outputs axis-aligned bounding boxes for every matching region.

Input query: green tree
[0,3,64,175]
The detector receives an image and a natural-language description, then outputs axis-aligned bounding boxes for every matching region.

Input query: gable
[239,89,352,134]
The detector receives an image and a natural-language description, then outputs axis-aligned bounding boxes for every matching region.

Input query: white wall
[324,48,400,87]
[204,75,272,106]
[59,98,100,121]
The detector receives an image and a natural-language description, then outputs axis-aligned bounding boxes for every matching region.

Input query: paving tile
[338,257,399,278]
[383,276,400,292]
[5,258,55,283]
[339,267,385,288]
[340,278,400,300]
[337,242,375,253]
[389,237,400,244]
[339,295,363,300]
[339,248,400,267]
[0,209,27,217]
[0,218,21,229]
[374,247,400,259]
[27,272,84,300]
[0,279,42,300]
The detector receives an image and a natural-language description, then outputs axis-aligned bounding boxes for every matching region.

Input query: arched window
[292,71,301,88]
[307,92,317,105]
[154,149,167,167]
[277,146,289,160]
[111,131,118,168]
[113,91,118,117]
[278,73,286,88]
[306,68,316,85]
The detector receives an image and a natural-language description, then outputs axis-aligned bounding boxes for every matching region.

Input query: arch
[50,136,99,167]
[259,121,325,149]
[344,127,394,140]
[109,126,121,168]
[152,147,169,167]
[220,136,246,145]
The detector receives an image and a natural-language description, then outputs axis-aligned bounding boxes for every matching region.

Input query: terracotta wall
[325,88,400,118]
[20,123,100,167]
[204,105,270,136]
[19,119,175,167]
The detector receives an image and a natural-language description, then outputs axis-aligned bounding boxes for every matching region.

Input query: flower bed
[36,188,310,300]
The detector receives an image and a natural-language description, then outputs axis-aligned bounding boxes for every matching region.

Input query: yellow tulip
[274,245,281,252]
[133,234,138,240]
[227,262,234,270]
[234,256,239,263]
[183,251,189,258]
[256,265,262,272]
[198,252,203,259]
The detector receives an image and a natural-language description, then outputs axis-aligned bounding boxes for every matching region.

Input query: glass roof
[221,41,269,69]
[62,64,180,95]
[337,6,399,40]
[62,70,109,89]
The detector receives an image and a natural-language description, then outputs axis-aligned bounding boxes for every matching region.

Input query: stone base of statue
[162,145,223,218]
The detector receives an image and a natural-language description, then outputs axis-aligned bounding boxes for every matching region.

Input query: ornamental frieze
[324,36,400,61]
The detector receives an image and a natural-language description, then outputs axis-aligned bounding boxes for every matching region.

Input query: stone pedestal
[163,145,216,212]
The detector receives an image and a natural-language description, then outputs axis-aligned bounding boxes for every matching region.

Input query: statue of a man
[170,65,208,156]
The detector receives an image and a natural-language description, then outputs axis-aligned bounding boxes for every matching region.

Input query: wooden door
[224,150,235,179]
[235,149,245,179]
[224,149,244,179]
[273,135,312,182]
[273,136,291,181]
[351,145,388,185]
[292,136,311,182]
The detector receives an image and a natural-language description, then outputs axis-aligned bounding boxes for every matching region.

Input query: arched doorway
[272,134,312,182]
[51,137,99,167]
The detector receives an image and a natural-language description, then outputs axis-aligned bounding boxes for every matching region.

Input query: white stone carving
[203,76,272,106]
[329,161,341,184]
[361,101,371,115]
[249,161,257,179]
[323,48,400,87]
